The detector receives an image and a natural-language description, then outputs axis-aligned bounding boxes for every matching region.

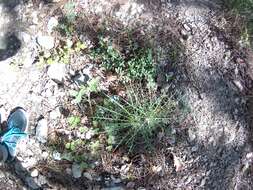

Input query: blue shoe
[0,108,28,161]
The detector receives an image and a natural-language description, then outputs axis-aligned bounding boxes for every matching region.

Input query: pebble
[72,163,83,178]
[47,17,58,33]
[49,108,61,120]
[30,169,39,177]
[47,63,66,84]
[37,175,48,186]
[233,80,244,92]
[66,168,72,175]
[37,35,55,49]
[83,172,93,181]
[42,151,49,159]
[36,119,48,143]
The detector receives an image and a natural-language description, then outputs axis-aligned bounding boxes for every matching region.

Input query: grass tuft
[93,87,182,153]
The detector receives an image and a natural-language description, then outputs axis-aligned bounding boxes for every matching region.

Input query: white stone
[30,169,39,177]
[47,63,66,84]
[47,17,58,33]
[37,35,55,50]
[49,108,61,120]
[36,119,48,143]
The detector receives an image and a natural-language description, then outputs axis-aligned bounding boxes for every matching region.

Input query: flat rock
[37,35,54,50]
[47,63,66,84]
[47,17,58,33]
[36,119,48,143]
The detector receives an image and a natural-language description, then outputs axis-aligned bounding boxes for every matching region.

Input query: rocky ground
[0,0,252,189]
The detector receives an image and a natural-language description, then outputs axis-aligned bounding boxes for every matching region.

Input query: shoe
[0,108,28,161]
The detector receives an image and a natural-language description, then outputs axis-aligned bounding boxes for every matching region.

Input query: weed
[92,36,156,83]
[69,77,100,107]
[58,2,77,37]
[93,87,181,153]
[67,115,81,129]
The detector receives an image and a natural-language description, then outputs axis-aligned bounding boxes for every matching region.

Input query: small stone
[72,163,83,178]
[47,17,58,33]
[47,63,66,84]
[191,145,198,152]
[200,177,206,187]
[66,168,72,175]
[127,182,135,188]
[37,175,47,186]
[36,119,48,143]
[246,152,253,160]
[233,80,244,91]
[31,11,39,24]
[83,172,93,181]
[37,35,54,49]
[52,151,61,161]
[183,23,191,31]
[30,169,39,177]
[49,108,61,120]
[85,130,95,140]
[42,151,49,159]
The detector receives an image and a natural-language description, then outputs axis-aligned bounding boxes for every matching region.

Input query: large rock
[37,35,54,50]
[35,119,48,143]
[47,63,66,84]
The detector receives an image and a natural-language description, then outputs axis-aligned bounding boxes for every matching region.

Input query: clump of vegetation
[92,36,156,83]
[224,0,253,47]
[38,39,86,65]
[69,77,100,110]
[93,87,181,152]
[58,2,78,37]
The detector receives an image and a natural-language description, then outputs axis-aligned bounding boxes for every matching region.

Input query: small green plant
[67,115,81,129]
[58,2,77,37]
[39,40,86,65]
[93,87,181,152]
[69,77,100,107]
[92,37,156,83]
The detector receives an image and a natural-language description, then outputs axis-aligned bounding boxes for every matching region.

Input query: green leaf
[69,90,79,97]
[70,142,76,151]
[68,116,81,128]
[79,126,89,133]
[47,58,55,65]
[87,78,100,93]
[65,142,71,149]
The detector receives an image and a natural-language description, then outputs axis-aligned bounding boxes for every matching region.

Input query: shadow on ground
[0,0,22,61]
